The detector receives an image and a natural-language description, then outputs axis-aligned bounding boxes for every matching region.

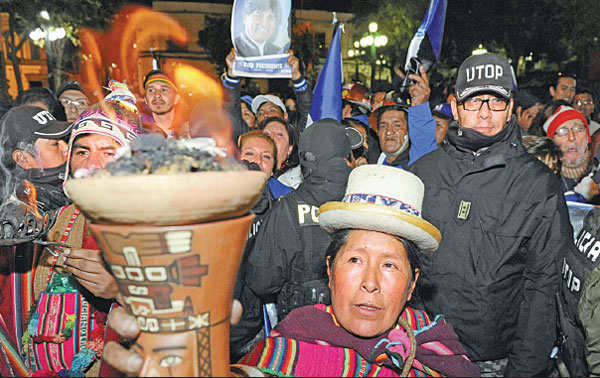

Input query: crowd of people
[0,36,600,377]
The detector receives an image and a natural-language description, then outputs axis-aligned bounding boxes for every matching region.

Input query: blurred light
[29,28,45,41]
[376,59,381,65]
[40,11,50,20]
[348,49,355,57]
[111,63,117,68]
[375,35,388,47]
[359,37,368,48]
[369,22,378,33]
[48,28,66,42]
[133,43,137,49]
[472,44,487,56]
[364,35,374,46]
[354,41,359,48]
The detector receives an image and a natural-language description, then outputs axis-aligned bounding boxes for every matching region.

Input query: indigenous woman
[239,165,479,377]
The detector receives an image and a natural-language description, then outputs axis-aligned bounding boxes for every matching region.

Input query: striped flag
[399,0,448,93]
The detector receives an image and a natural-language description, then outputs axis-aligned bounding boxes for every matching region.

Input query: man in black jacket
[409,54,574,376]
[244,119,352,321]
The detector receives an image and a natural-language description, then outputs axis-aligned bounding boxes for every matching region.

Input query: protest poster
[231,0,292,78]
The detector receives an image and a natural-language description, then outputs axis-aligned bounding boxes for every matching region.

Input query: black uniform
[245,119,351,320]
[558,208,600,376]
[409,118,573,376]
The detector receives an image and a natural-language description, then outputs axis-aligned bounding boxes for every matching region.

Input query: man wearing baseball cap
[0,106,72,211]
[409,53,574,376]
[251,94,287,125]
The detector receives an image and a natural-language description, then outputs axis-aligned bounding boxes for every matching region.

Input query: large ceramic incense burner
[64,137,266,377]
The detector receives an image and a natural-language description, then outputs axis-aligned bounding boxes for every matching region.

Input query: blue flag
[309,23,343,123]
[417,0,447,59]
[399,0,447,92]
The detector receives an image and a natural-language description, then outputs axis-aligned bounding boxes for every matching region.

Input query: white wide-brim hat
[319,165,441,253]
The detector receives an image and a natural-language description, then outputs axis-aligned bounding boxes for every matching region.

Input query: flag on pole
[399,0,447,93]
[308,20,344,124]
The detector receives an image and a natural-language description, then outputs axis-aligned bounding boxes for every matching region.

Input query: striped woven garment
[239,304,480,377]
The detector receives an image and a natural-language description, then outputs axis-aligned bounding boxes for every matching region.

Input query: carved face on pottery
[90,216,254,377]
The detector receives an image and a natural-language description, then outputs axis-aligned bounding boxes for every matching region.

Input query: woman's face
[327,230,418,338]
[262,121,291,169]
[241,102,256,128]
[240,136,275,174]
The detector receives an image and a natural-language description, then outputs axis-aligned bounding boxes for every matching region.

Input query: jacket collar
[443,116,524,168]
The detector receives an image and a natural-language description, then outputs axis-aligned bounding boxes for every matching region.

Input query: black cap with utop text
[0,106,72,152]
[455,53,516,102]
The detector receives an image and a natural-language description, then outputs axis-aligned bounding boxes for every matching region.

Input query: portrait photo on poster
[231,0,292,78]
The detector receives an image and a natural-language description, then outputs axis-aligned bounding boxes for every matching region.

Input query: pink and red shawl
[240,304,480,377]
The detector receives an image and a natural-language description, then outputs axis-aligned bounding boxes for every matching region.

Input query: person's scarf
[561,151,591,180]
[446,119,514,152]
[240,304,480,377]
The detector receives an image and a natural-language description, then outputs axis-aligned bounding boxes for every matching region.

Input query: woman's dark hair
[514,89,542,113]
[528,100,571,137]
[325,229,421,281]
[258,116,299,177]
[16,87,66,121]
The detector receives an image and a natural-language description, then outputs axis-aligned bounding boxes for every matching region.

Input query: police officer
[244,119,352,320]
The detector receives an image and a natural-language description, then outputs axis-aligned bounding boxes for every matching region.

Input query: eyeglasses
[461,97,509,111]
[575,99,594,106]
[60,98,89,108]
[554,125,586,137]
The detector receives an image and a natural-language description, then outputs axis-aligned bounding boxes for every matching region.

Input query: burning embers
[0,180,57,245]
[79,134,244,178]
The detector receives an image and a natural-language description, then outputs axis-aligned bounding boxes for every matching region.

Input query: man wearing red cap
[543,105,598,203]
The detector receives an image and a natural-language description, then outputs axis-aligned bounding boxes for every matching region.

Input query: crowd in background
[1,35,600,377]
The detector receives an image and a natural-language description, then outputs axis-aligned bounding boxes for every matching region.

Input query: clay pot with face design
[90,216,253,376]
[67,170,266,376]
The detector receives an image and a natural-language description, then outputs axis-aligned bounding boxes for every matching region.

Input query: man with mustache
[142,70,190,138]
[544,105,598,203]
[375,66,437,168]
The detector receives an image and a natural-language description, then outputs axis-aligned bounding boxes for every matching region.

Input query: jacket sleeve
[244,200,302,300]
[293,76,312,135]
[505,190,571,376]
[579,265,600,376]
[222,74,249,144]
[407,102,437,166]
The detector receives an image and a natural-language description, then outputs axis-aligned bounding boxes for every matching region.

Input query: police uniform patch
[457,200,471,220]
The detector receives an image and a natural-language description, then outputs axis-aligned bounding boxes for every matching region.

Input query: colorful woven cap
[319,165,441,253]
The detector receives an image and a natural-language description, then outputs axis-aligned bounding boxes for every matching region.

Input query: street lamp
[472,44,488,56]
[359,22,387,87]
[348,45,362,81]
[28,11,66,90]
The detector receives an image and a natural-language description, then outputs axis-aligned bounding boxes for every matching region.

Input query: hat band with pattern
[342,193,421,217]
